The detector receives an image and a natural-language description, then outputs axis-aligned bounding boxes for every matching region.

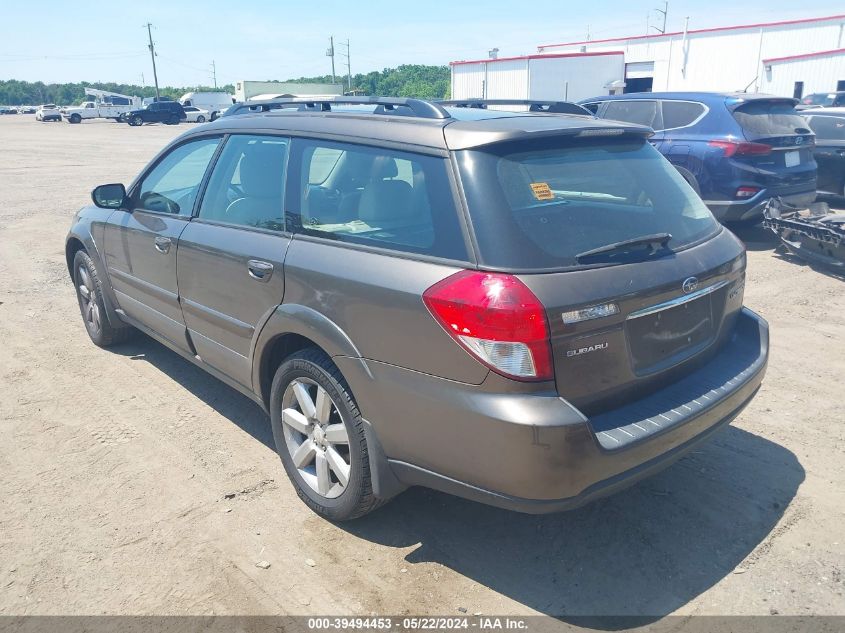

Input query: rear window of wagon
[455,137,720,270]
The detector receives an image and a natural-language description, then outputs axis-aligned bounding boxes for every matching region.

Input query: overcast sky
[1,1,843,86]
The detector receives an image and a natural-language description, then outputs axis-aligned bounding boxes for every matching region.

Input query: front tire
[131,115,143,127]
[270,348,385,521]
[196,115,206,123]
[73,250,133,347]
[69,113,81,124]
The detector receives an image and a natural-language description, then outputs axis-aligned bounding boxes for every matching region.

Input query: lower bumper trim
[389,386,756,514]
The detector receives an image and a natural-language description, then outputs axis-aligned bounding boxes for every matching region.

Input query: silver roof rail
[223,96,450,120]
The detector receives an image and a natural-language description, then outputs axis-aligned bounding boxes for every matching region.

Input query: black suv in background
[67,97,769,520]
[124,101,187,126]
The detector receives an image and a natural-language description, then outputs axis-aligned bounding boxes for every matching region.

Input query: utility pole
[652,1,668,34]
[326,36,336,84]
[211,60,217,89]
[144,23,160,101]
[338,39,351,94]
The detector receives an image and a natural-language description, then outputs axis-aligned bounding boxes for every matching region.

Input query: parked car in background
[0,106,18,114]
[182,106,210,123]
[802,108,845,196]
[797,92,845,110]
[35,104,62,122]
[123,101,187,126]
[67,96,768,521]
[19,105,36,114]
[179,91,233,121]
[580,92,817,222]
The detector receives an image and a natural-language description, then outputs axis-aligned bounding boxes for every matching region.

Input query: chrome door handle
[154,236,171,253]
[247,259,274,281]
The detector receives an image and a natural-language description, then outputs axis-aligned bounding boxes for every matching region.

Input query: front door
[103,136,221,350]
[176,134,291,387]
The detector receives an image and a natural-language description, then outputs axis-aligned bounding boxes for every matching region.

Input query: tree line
[0,65,450,105]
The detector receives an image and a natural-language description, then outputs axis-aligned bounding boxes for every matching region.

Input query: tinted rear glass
[732,100,809,137]
[456,138,719,270]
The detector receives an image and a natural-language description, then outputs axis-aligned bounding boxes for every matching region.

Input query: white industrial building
[451,13,845,102]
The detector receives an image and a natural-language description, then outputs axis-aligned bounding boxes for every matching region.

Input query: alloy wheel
[280,378,351,499]
[77,264,101,334]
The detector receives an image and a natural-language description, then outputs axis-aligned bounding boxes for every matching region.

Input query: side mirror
[91,183,127,209]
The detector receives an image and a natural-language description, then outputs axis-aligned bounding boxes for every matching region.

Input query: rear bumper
[705,189,817,222]
[348,308,769,513]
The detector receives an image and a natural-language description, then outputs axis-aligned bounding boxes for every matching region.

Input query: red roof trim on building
[450,51,624,67]
[537,13,845,50]
[763,47,845,64]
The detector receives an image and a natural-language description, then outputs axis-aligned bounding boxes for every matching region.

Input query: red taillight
[735,186,761,199]
[708,140,772,157]
[422,270,553,381]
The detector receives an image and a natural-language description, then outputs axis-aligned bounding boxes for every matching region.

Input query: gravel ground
[0,116,843,623]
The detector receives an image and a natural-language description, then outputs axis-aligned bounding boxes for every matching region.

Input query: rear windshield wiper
[576,233,672,262]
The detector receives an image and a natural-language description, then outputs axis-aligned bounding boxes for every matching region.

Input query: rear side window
[806,115,845,141]
[602,100,660,128]
[661,101,706,129]
[455,138,719,270]
[732,100,810,137]
[287,140,467,261]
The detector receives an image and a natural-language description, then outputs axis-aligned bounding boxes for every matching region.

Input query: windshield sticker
[530,182,554,201]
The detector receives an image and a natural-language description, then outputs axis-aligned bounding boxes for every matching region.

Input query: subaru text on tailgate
[66,97,769,520]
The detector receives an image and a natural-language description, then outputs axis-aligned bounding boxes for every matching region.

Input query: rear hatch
[454,134,746,413]
[728,97,817,194]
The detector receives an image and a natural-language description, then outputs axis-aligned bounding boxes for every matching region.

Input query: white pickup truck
[61,101,135,123]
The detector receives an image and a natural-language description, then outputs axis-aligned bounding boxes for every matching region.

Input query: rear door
[175,134,292,388]
[103,136,222,351]
[729,98,817,195]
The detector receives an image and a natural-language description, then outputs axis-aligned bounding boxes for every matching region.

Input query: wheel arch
[252,304,364,411]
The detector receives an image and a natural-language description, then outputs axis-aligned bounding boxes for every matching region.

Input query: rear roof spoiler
[439,99,592,116]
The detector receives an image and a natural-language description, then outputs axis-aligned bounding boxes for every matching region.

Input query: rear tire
[196,115,206,123]
[269,348,386,521]
[72,250,134,347]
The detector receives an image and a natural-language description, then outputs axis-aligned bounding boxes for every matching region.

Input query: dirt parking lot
[0,116,843,622]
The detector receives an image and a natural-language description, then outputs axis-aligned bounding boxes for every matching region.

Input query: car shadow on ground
[347,427,804,627]
[111,336,804,628]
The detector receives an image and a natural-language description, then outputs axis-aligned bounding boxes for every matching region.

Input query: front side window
[288,140,467,260]
[133,137,220,215]
[198,135,289,231]
[456,137,719,270]
[603,100,660,128]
